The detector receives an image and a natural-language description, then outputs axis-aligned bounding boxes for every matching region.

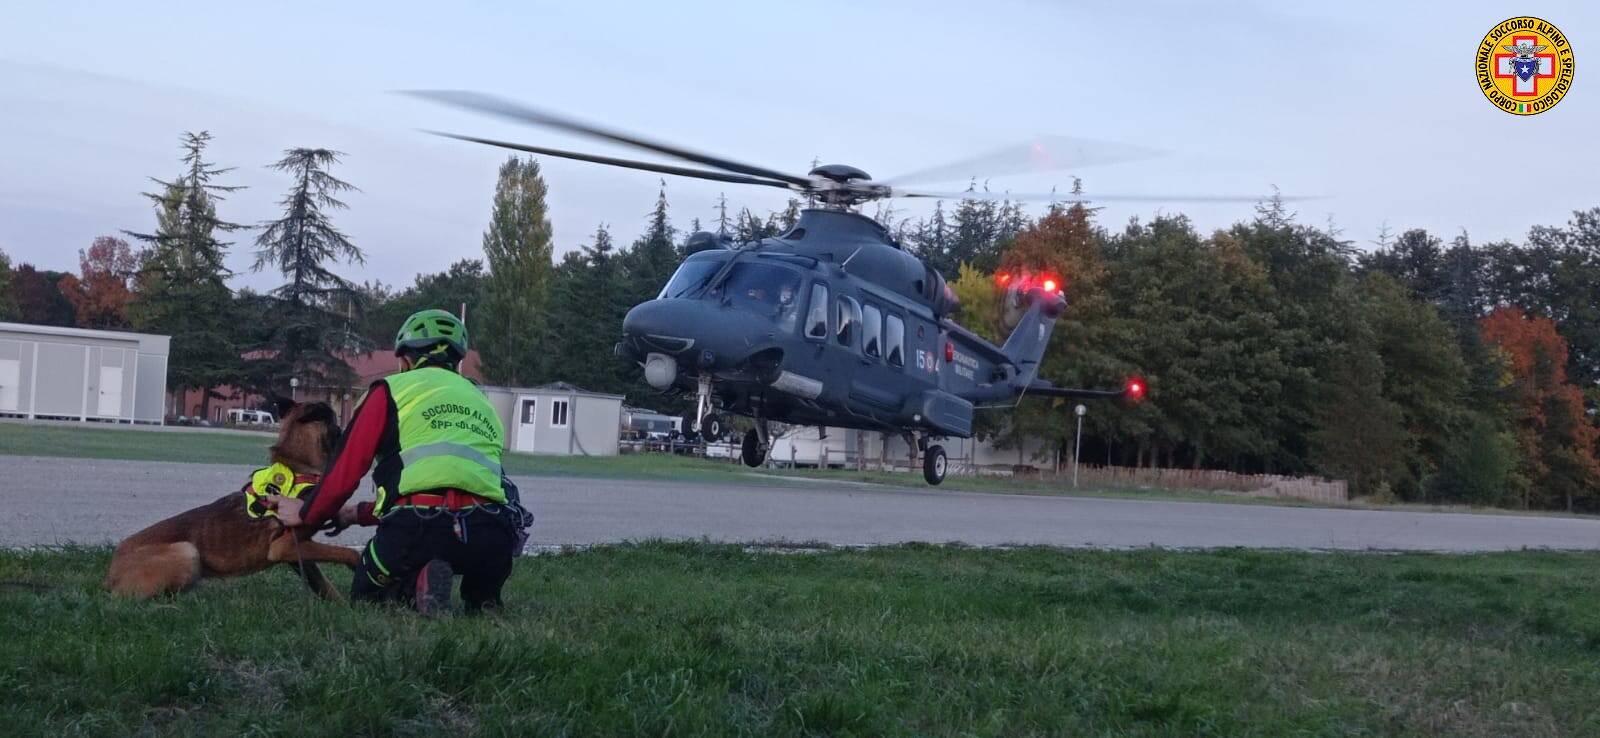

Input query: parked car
[227,409,277,426]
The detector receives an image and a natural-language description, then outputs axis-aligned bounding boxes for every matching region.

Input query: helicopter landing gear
[700,413,727,442]
[741,419,771,467]
[741,429,764,467]
[923,444,948,485]
[692,374,726,442]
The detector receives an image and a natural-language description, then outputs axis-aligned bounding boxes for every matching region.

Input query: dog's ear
[270,396,297,419]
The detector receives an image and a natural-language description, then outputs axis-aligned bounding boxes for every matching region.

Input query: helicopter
[412,91,1274,484]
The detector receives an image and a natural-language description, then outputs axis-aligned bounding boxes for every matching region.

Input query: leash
[277,520,309,582]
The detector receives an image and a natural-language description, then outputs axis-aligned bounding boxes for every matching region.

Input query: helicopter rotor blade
[406,90,814,188]
[892,188,1320,204]
[422,131,798,191]
[877,135,1162,187]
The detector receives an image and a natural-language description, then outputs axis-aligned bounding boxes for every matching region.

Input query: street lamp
[1073,404,1087,488]
[290,377,299,402]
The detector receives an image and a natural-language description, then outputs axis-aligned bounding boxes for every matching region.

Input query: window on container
[805,283,829,339]
[886,314,905,367]
[521,399,537,425]
[863,304,883,359]
[836,295,861,348]
[549,399,569,428]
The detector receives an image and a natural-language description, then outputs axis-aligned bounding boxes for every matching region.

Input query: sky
[1,1,1596,291]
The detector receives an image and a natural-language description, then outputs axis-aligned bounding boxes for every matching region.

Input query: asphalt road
[7,456,1600,552]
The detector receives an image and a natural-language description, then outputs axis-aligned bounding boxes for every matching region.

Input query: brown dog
[105,401,362,599]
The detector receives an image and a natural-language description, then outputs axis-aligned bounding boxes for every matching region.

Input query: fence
[618,438,1347,503]
[1067,465,1348,503]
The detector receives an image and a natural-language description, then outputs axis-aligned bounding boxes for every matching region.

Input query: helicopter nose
[622,299,704,356]
[621,298,766,368]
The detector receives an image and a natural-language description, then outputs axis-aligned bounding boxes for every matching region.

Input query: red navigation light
[944,341,955,363]
[1125,377,1146,401]
[1042,278,1058,293]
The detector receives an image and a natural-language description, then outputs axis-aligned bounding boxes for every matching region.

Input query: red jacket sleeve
[301,383,390,528]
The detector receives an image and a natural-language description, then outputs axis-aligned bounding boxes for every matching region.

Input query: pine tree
[478,156,555,386]
[249,148,366,393]
[546,225,633,395]
[624,183,679,309]
[125,132,245,418]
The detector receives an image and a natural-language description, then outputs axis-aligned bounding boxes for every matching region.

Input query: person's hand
[337,503,362,528]
[265,495,305,527]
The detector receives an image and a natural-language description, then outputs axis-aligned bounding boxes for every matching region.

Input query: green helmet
[395,309,468,359]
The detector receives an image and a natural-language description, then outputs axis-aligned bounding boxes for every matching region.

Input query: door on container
[0,359,19,412]
[98,366,123,417]
[514,396,538,452]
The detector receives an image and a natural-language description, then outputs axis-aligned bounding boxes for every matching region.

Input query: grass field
[4,544,1599,736]
[0,419,1184,496]
[0,421,1297,504]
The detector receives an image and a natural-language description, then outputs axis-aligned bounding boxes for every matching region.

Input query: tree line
[1,133,1596,510]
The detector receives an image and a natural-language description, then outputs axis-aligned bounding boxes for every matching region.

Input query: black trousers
[352,506,517,611]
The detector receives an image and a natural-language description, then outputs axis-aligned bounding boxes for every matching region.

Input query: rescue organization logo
[1476,17,1575,115]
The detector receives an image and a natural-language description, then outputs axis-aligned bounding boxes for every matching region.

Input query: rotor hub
[807,163,872,184]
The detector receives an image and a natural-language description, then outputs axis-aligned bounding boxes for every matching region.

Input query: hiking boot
[414,559,454,616]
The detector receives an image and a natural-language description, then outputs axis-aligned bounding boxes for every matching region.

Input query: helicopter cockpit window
[805,283,829,340]
[885,314,905,367]
[716,262,803,332]
[863,303,883,359]
[836,295,861,348]
[658,254,728,299]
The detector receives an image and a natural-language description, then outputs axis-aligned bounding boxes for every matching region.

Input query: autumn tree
[11,264,76,327]
[58,236,137,329]
[478,156,554,385]
[1480,306,1600,510]
[993,201,1119,461]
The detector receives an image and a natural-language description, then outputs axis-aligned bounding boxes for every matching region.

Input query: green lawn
[3,544,1598,736]
[0,421,1292,504]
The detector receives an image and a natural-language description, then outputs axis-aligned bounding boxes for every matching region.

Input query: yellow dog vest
[243,462,318,519]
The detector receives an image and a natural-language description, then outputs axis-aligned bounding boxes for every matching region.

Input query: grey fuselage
[616,208,1058,438]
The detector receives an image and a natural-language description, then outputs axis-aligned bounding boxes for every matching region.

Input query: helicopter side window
[805,283,829,340]
[862,304,883,359]
[836,296,861,348]
[885,314,905,368]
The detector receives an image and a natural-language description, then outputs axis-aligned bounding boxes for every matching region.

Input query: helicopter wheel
[741,428,766,467]
[923,444,948,485]
[700,413,727,442]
